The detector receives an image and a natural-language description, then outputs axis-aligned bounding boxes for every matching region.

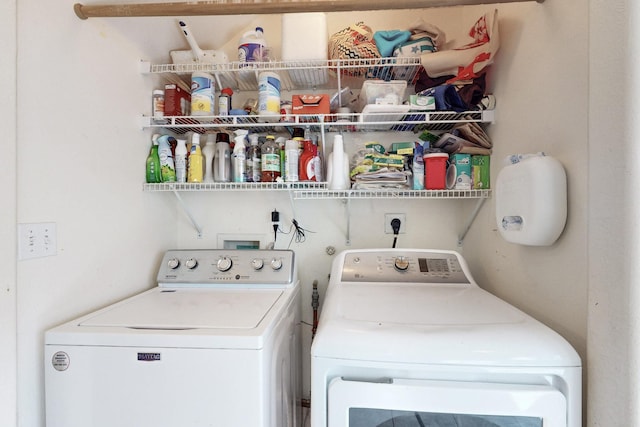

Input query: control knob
[185,258,198,270]
[251,258,264,270]
[270,258,283,271]
[167,258,180,270]
[216,256,233,272]
[394,256,410,271]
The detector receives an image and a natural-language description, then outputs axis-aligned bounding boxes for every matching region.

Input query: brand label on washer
[137,352,161,362]
[52,351,70,371]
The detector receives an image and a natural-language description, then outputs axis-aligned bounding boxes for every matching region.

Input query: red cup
[424,153,449,190]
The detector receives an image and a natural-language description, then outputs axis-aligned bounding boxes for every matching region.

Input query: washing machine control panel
[340,251,470,283]
[157,249,295,287]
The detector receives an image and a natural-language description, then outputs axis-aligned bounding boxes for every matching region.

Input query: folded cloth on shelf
[373,30,412,57]
[419,85,468,112]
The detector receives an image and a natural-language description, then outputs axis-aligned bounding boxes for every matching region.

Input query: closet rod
[74,0,544,19]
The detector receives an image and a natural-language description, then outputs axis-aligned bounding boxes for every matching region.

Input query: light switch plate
[18,222,57,260]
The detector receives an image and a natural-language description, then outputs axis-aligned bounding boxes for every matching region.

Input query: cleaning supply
[312,143,323,182]
[327,134,350,190]
[238,27,267,63]
[284,139,299,182]
[247,133,261,182]
[299,140,315,181]
[174,138,188,183]
[257,71,281,122]
[218,88,233,116]
[214,133,231,182]
[157,134,176,183]
[202,134,216,183]
[261,135,280,182]
[187,133,204,183]
[232,130,248,182]
[191,71,215,116]
[145,134,162,183]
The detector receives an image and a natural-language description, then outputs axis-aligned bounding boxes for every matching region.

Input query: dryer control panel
[157,249,296,287]
[340,250,470,284]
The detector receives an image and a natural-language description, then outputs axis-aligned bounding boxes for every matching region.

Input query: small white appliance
[45,249,300,427]
[311,249,581,427]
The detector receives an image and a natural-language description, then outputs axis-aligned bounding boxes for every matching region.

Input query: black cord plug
[391,218,401,248]
[272,210,280,242]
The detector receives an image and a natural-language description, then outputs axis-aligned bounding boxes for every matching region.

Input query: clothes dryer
[311,249,580,427]
[45,249,300,427]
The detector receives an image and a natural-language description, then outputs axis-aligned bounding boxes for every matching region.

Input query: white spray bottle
[327,134,350,190]
[232,129,248,182]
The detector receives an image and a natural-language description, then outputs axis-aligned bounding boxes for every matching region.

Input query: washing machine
[311,249,581,427]
[45,249,300,427]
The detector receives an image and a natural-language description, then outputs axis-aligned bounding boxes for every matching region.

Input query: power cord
[391,218,401,248]
[272,210,280,243]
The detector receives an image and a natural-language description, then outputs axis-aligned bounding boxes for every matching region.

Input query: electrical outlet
[384,214,406,234]
[18,222,57,260]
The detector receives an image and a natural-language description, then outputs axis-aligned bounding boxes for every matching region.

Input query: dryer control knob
[270,258,283,270]
[217,257,233,272]
[167,258,180,269]
[185,258,198,269]
[251,258,264,270]
[394,256,410,271]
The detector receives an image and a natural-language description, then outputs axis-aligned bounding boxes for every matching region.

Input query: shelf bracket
[457,198,486,246]
[345,197,352,246]
[172,189,203,238]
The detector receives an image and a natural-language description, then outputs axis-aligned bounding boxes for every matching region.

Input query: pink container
[424,153,449,190]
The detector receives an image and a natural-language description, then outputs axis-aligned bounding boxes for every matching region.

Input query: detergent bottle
[187,133,204,183]
[238,27,267,63]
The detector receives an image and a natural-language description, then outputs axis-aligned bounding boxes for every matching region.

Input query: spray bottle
[158,134,176,183]
[247,133,261,182]
[145,134,162,183]
[202,134,216,183]
[327,134,349,190]
[232,129,248,182]
[174,138,188,183]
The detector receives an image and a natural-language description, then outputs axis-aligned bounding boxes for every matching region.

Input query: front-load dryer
[45,249,300,427]
[311,249,581,427]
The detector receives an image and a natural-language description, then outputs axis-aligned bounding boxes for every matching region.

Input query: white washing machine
[45,249,300,427]
[311,249,581,427]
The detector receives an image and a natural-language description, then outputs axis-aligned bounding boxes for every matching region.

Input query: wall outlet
[384,214,406,234]
[18,222,57,260]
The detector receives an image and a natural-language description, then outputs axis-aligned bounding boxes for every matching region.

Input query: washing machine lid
[80,287,283,329]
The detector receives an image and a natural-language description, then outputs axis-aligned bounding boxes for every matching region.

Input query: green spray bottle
[145,134,162,183]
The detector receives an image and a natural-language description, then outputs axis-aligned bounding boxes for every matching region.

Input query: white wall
[9,0,597,426]
[588,0,640,424]
[1,0,17,425]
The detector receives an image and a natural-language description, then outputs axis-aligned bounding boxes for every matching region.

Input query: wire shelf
[143,182,328,192]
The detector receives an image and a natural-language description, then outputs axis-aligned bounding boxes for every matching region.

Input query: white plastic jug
[327,135,350,190]
[238,27,267,62]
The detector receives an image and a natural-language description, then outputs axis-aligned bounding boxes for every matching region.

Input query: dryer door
[328,377,567,427]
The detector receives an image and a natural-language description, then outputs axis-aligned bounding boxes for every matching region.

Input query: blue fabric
[419,85,468,112]
[373,30,412,57]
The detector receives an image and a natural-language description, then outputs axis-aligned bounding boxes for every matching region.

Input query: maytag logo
[137,352,161,362]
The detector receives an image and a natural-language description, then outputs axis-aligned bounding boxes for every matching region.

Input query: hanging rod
[74,0,544,19]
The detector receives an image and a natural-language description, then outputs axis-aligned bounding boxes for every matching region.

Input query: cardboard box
[164,83,190,116]
[472,155,490,189]
[292,94,330,115]
[448,153,472,190]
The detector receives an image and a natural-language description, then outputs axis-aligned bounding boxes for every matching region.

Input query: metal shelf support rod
[172,189,203,238]
[457,198,486,246]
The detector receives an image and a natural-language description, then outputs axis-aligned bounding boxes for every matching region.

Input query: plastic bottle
[152,90,164,124]
[174,138,188,183]
[191,71,215,116]
[202,134,216,183]
[187,133,204,183]
[284,139,299,182]
[299,140,315,181]
[232,130,248,182]
[327,134,350,190]
[312,143,323,182]
[261,135,281,182]
[218,88,233,116]
[247,134,262,182]
[277,137,287,179]
[145,134,162,183]
[214,133,231,182]
[257,71,281,122]
[157,135,176,183]
[292,127,305,153]
[238,27,267,63]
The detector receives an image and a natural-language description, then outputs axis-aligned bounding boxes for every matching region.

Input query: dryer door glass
[328,378,566,427]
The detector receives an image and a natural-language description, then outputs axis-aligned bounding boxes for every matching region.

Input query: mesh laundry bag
[328,22,381,76]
